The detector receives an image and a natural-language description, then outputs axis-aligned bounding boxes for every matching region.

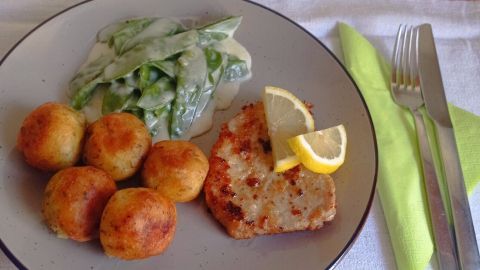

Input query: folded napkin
[338,23,480,270]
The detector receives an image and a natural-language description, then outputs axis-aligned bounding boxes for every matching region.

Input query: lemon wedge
[287,124,347,174]
[263,86,315,172]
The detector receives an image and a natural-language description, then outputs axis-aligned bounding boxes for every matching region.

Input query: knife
[417,23,480,270]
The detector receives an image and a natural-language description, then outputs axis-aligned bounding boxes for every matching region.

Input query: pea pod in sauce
[69,16,251,141]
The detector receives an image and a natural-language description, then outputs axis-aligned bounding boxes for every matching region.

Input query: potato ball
[83,112,151,181]
[142,140,209,202]
[42,166,116,242]
[100,188,176,260]
[17,102,86,171]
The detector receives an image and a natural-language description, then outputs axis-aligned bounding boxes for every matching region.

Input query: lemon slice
[263,86,315,172]
[287,124,347,174]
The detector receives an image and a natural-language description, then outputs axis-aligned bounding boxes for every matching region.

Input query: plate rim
[0,0,379,269]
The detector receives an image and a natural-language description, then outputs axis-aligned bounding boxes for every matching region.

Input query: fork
[390,25,459,270]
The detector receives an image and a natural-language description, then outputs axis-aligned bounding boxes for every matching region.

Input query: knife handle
[435,124,480,270]
[413,111,459,270]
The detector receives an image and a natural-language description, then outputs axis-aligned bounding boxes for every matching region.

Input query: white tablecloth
[1,1,479,269]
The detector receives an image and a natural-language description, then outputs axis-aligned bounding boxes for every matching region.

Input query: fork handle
[413,110,459,270]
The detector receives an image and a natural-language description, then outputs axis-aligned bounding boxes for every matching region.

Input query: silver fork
[390,25,459,270]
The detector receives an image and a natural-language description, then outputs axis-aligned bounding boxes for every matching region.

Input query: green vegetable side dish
[69,16,251,139]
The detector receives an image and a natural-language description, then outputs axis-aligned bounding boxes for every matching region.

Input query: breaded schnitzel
[204,102,336,239]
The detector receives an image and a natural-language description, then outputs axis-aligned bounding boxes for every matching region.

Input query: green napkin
[338,23,480,270]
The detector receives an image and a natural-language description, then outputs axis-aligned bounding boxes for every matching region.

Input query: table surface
[1,1,479,269]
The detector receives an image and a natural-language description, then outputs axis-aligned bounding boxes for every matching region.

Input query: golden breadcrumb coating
[142,140,209,202]
[17,102,86,171]
[83,112,151,181]
[100,188,176,260]
[42,166,116,242]
[204,102,336,239]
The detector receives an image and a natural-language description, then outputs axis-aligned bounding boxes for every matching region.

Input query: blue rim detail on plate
[0,1,379,269]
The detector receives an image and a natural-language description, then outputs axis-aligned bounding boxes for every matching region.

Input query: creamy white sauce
[82,86,105,123]
[153,116,170,141]
[76,20,251,142]
[214,37,252,110]
[174,38,252,141]
[179,99,216,141]
[215,81,241,110]
[82,43,114,69]
[214,37,252,69]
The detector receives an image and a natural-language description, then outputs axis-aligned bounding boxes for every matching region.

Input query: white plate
[0,0,377,269]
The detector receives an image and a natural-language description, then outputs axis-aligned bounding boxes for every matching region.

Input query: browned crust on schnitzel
[204,102,336,239]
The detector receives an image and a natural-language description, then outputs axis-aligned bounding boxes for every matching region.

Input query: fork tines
[392,25,420,93]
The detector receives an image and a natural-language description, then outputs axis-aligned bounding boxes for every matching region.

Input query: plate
[0,0,377,269]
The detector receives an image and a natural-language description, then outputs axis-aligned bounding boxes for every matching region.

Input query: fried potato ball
[83,112,151,181]
[42,166,116,242]
[100,188,176,260]
[17,102,86,171]
[142,140,209,202]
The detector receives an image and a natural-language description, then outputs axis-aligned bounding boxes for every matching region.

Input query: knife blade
[417,23,480,270]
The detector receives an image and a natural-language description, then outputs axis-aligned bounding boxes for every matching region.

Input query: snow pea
[224,54,249,82]
[170,47,208,138]
[70,54,113,109]
[149,60,176,78]
[198,16,242,47]
[101,81,136,114]
[103,30,199,81]
[144,104,171,137]
[137,65,161,89]
[108,18,155,54]
[137,77,175,110]
[119,18,184,54]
